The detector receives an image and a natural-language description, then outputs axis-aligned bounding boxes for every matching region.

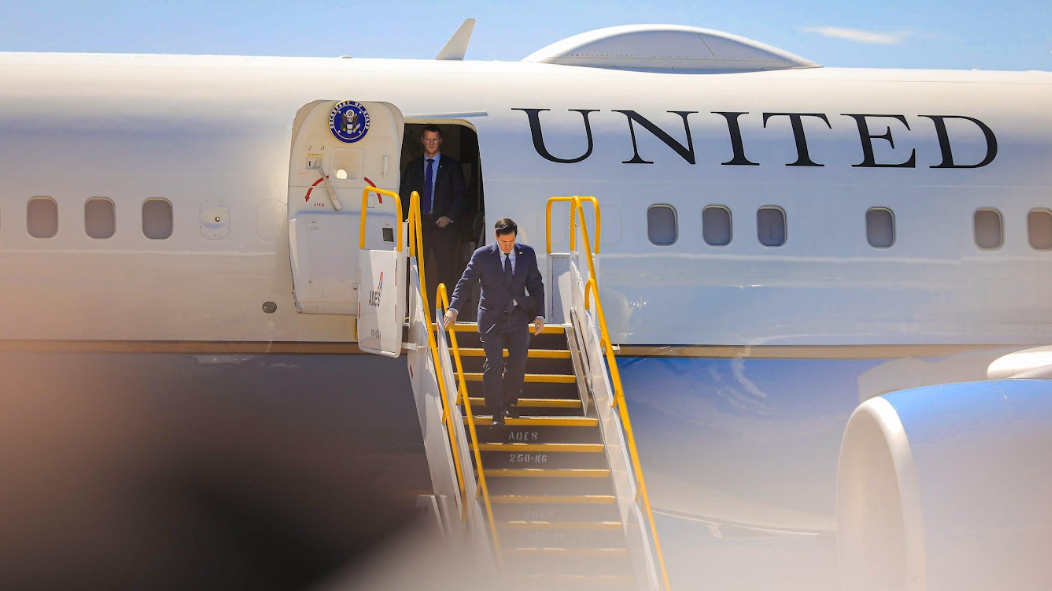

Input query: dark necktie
[422,158,434,214]
[504,253,515,313]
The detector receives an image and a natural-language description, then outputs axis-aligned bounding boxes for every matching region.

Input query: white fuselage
[2,50,1052,590]
[2,52,1050,346]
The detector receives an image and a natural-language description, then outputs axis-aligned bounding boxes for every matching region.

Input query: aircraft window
[142,198,173,239]
[27,196,58,238]
[647,204,677,246]
[973,208,1003,250]
[703,206,732,246]
[866,208,895,248]
[85,197,116,239]
[757,206,786,247]
[1028,209,1052,250]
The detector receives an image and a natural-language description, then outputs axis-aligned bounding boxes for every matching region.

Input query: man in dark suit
[443,218,545,426]
[400,125,466,298]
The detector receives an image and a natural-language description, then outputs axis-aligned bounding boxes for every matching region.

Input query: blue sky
[0,0,1049,70]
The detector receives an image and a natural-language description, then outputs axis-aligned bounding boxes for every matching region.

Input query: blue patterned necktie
[422,158,434,214]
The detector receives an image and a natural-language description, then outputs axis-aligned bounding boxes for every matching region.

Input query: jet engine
[836,379,1052,591]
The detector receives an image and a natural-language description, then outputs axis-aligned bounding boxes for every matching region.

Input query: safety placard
[357,249,406,357]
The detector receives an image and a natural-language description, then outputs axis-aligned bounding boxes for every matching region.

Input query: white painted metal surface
[1,51,1048,345]
[838,381,1052,591]
[523,24,820,70]
[1,26,1052,591]
[286,99,402,315]
[356,249,405,357]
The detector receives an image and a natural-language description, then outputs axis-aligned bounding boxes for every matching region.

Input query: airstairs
[451,321,633,587]
[374,191,670,590]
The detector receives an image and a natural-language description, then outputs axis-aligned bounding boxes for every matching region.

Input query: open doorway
[400,121,484,320]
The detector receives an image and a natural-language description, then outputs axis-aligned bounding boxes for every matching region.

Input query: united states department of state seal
[328,100,370,143]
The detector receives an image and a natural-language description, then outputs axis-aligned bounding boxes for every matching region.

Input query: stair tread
[456,348,571,358]
[464,372,576,383]
[491,494,615,504]
[468,397,581,408]
[508,547,629,556]
[499,520,623,530]
[442,322,566,334]
[474,442,603,452]
[464,416,598,427]
[484,468,610,478]
[519,573,636,585]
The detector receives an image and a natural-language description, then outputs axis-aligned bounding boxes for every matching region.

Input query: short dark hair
[494,218,518,237]
[421,124,442,137]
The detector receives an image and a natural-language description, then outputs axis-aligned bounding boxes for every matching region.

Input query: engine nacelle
[837,379,1052,591]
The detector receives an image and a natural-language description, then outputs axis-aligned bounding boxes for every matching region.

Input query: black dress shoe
[490,413,505,427]
[505,406,520,419]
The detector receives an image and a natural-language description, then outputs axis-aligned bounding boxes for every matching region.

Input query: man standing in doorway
[400,125,466,299]
[444,219,545,426]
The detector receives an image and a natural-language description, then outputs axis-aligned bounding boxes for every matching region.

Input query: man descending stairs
[449,321,638,589]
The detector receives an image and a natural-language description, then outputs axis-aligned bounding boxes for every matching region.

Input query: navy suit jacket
[450,243,545,335]
[400,154,466,222]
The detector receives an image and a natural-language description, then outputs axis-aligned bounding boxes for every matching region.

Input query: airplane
[1,18,1051,591]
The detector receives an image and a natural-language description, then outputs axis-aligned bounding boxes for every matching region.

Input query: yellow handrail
[549,196,671,591]
[437,282,505,571]
[359,187,404,251]
[545,195,602,256]
[401,190,468,520]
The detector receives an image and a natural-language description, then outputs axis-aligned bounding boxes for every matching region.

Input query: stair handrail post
[359,186,404,252]
[545,195,601,256]
[406,191,469,522]
[437,283,506,572]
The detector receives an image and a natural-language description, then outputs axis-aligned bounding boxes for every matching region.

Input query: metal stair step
[443,323,569,350]
[491,495,615,505]
[484,468,610,478]
[454,345,574,375]
[485,477,615,497]
[471,425,603,445]
[499,520,622,531]
[464,372,576,384]
[465,379,580,399]
[464,416,598,427]
[477,450,610,470]
[442,322,566,335]
[468,397,581,409]
[517,573,636,587]
[493,502,620,523]
[498,527,627,549]
[456,348,571,359]
[473,442,603,453]
[508,547,629,557]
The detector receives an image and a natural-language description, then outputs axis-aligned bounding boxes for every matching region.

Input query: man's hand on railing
[443,308,458,329]
[533,317,545,335]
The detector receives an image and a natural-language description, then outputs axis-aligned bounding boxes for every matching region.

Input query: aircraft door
[287,100,404,319]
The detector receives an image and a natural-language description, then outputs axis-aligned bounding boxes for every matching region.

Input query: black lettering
[844,114,917,168]
[918,115,997,168]
[513,108,597,163]
[762,113,831,166]
[714,111,759,166]
[613,110,697,164]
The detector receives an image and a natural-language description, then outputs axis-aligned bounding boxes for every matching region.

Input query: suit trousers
[421,215,460,303]
[478,313,530,415]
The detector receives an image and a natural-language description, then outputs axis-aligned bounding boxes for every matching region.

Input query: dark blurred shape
[0,351,432,591]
